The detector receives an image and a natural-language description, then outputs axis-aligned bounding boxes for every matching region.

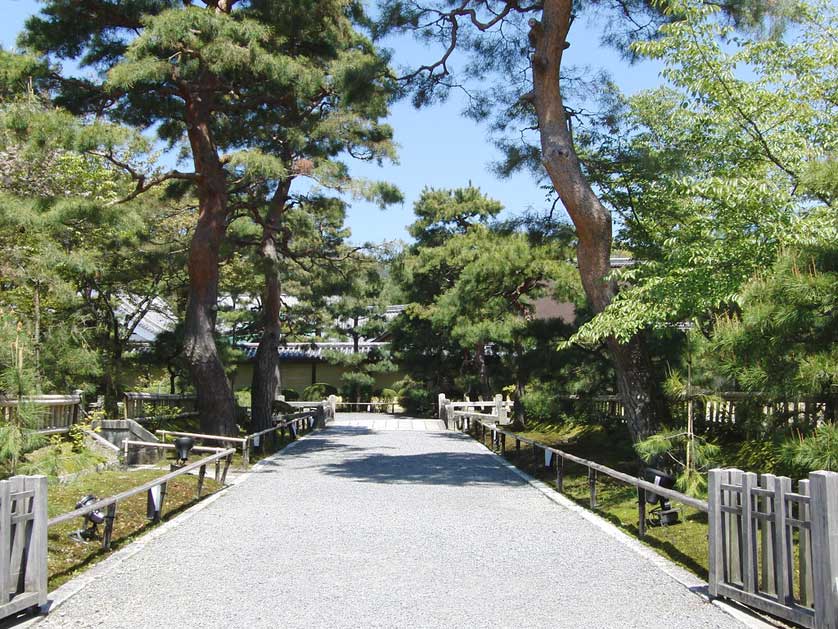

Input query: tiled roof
[239,341,389,361]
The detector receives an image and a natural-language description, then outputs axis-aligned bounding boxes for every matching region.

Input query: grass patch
[470,420,711,579]
[46,468,222,590]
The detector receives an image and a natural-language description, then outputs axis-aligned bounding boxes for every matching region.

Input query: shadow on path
[320,451,521,486]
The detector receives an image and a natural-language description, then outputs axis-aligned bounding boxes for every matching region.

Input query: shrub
[281,388,300,401]
[302,382,337,400]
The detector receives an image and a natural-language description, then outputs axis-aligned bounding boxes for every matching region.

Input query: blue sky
[1,1,664,245]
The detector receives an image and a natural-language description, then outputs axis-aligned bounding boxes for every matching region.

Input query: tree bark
[529,0,668,441]
[250,179,291,432]
[183,89,238,436]
[251,237,283,432]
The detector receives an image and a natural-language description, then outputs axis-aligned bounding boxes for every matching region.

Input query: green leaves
[573,0,837,347]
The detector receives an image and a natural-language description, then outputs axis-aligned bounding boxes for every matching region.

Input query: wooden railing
[0,394,82,434]
[449,407,707,523]
[0,475,47,621]
[557,393,834,430]
[48,447,235,551]
[123,392,198,421]
[155,407,322,468]
[447,398,838,629]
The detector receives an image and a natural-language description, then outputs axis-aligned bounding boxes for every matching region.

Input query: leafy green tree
[391,186,504,403]
[392,186,582,419]
[378,0,796,440]
[21,0,395,435]
[574,0,837,348]
[710,216,837,419]
[0,91,190,414]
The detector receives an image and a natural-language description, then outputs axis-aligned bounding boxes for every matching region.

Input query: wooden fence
[123,392,198,421]
[155,403,326,468]
[708,469,838,629]
[49,447,235,550]
[0,394,82,434]
[0,475,48,621]
[445,397,838,628]
[557,393,833,431]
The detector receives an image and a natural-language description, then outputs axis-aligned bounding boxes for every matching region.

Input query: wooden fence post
[242,437,250,469]
[24,476,47,607]
[0,480,11,605]
[741,472,757,594]
[197,464,207,498]
[556,456,564,493]
[810,471,838,629]
[637,485,646,538]
[102,503,117,550]
[773,475,793,606]
[708,468,723,598]
[588,468,597,508]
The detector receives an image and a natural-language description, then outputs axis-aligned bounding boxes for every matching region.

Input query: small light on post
[69,494,105,543]
[173,436,194,466]
[642,468,681,527]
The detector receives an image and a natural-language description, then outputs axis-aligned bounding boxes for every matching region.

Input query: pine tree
[21,1,396,434]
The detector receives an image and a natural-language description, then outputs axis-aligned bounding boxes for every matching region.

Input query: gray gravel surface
[37,419,740,629]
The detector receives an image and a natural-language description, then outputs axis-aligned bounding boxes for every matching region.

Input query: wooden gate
[708,469,838,629]
[0,475,48,620]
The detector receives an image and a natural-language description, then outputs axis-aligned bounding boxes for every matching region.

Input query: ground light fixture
[173,436,195,465]
[643,468,681,526]
[69,494,105,543]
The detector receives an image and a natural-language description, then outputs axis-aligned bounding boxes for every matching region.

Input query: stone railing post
[494,393,508,424]
[438,393,447,421]
[328,394,337,419]
[443,402,456,431]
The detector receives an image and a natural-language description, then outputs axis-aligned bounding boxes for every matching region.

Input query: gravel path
[37,417,740,629]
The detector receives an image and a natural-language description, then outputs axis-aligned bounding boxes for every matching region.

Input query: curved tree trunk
[183,92,238,436]
[250,179,292,432]
[529,0,668,441]
[251,238,283,433]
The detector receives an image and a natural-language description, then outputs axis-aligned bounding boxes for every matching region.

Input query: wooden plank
[742,472,757,593]
[23,477,47,606]
[810,471,838,629]
[760,474,777,596]
[8,478,26,596]
[0,481,11,604]
[155,430,247,444]
[0,592,42,619]
[715,583,814,628]
[774,476,793,607]
[727,469,743,586]
[798,479,813,608]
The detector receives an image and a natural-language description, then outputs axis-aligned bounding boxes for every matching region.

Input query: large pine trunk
[529,0,668,441]
[251,237,283,432]
[183,93,238,436]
